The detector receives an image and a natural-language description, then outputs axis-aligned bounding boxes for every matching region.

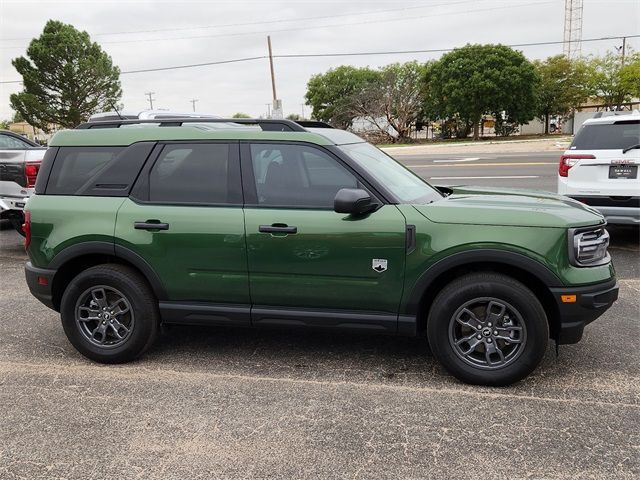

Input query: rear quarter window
[45,143,154,196]
[571,121,640,150]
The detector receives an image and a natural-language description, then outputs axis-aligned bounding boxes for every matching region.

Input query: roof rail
[75,118,308,132]
[295,120,333,129]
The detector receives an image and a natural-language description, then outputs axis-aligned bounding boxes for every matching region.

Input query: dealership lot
[0,153,638,478]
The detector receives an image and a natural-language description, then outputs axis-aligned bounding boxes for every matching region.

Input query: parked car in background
[0,130,46,234]
[558,111,640,225]
[24,118,618,386]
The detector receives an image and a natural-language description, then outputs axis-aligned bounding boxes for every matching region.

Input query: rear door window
[571,121,640,150]
[147,143,241,204]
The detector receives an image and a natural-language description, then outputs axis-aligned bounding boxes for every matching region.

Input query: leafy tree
[286,113,302,121]
[619,55,640,99]
[305,65,379,128]
[425,44,539,139]
[10,20,122,132]
[349,62,425,141]
[0,119,11,130]
[232,112,251,118]
[588,50,640,109]
[534,55,592,133]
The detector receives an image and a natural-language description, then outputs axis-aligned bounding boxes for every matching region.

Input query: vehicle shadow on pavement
[149,324,442,383]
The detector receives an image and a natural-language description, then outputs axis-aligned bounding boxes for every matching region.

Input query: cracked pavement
[0,222,638,479]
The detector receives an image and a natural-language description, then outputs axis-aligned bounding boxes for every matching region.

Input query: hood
[414,185,605,228]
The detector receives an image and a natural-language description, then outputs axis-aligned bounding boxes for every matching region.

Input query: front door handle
[259,223,297,234]
[134,220,170,231]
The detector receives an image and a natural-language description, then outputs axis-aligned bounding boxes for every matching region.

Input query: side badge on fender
[372,259,388,273]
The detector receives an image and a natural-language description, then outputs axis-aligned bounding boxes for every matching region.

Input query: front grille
[574,227,610,265]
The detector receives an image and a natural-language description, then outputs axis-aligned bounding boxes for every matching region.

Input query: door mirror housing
[334,188,378,215]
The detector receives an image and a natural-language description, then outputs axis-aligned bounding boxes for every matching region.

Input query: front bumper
[25,262,57,310]
[550,278,619,344]
[0,196,28,214]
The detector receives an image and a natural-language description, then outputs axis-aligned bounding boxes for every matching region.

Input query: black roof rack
[76,118,307,132]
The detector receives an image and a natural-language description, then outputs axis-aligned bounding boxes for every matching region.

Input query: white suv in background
[558,112,640,225]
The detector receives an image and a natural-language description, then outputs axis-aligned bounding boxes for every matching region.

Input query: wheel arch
[49,242,167,311]
[406,250,563,339]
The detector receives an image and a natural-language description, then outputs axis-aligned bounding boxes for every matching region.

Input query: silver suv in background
[0,130,46,234]
[558,112,640,225]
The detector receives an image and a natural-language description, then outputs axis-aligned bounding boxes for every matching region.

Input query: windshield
[339,142,443,204]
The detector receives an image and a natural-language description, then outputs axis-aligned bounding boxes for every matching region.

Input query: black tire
[60,264,159,363]
[427,272,548,386]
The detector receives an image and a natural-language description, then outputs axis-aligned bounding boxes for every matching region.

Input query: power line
[98,1,557,45]
[0,34,637,84]
[276,35,640,58]
[122,56,266,74]
[0,1,476,42]
[0,0,553,48]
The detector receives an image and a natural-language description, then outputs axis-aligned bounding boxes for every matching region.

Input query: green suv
[24,118,618,386]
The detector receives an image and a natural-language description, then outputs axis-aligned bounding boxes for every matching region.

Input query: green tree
[304,65,379,129]
[619,55,640,99]
[425,44,539,139]
[232,112,251,118]
[0,119,11,129]
[589,50,640,109]
[534,55,592,133]
[286,113,302,121]
[10,20,122,132]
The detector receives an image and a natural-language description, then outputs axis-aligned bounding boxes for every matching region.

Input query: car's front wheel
[60,264,159,363]
[427,272,549,386]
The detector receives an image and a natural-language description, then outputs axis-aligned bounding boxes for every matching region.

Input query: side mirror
[334,188,378,215]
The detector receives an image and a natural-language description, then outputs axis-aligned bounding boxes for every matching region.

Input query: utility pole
[300,103,305,119]
[190,99,198,112]
[267,36,283,119]
[615,36,627,65]
[145,92,155,110]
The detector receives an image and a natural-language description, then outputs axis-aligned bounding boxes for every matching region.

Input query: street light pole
[190,99,198,112]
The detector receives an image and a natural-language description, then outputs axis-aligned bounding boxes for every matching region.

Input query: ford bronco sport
[24,118,618,386]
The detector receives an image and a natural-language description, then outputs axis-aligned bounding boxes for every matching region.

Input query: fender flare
[403,249,563,315]
[49,241,168,300]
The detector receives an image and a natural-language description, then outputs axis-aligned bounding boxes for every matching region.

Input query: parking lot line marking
[430,175,540,180]
[411,162,555,168]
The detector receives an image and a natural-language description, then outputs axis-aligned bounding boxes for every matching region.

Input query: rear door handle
[259,223,297,234]
[134,220,170,231]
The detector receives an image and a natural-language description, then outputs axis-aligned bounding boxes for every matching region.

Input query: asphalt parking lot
[0,155,638,478]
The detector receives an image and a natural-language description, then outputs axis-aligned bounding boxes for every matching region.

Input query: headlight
[568,226,610,267]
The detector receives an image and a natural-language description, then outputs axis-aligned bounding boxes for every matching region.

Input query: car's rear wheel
[427,272,548,386]
[60,264,158,363]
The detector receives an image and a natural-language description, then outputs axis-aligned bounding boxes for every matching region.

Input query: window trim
[239,140,386,210]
